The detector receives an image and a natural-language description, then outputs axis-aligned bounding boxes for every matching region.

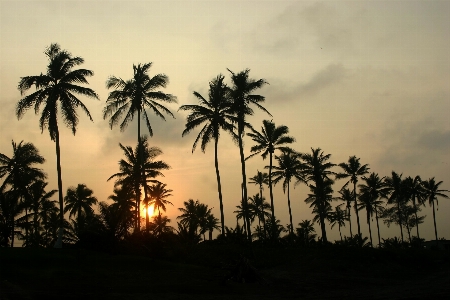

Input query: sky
[1,0,449,242]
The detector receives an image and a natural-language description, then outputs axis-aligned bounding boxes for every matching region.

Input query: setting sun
[143,205,155,218]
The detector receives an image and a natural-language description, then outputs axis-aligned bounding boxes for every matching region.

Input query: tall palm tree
[108,137,169,231]
[385,172,409,242]
[178,74,236,236]
[358,172,389,247]
[271,150,303,235]
[304,178,335,243]
[104,63,176,230]
[336,188,354,237]
[17,44,99,248]
[404,176,425,239]
[247,120,295,226]
[301,148,336,243]
[328,206,347,241]
[63,184,97,228]
[335,156,370,238]
[0,140,46,246]
[421,178,449,245]
[228,68,269,240]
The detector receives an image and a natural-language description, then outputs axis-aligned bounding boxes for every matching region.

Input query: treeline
[0,43,448,249]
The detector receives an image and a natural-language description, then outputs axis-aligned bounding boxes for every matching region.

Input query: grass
[1,243,449,299]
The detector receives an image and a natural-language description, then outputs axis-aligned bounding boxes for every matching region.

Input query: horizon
[1,0,449,244]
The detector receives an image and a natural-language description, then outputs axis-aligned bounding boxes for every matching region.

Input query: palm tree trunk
[347,203,353,237]
[54,126,64,248]
[338,224,342,241]
[353,182,361,236]
[214,137,225,236]
[367,211,373,247]
[287,183,293,235]
[432,200,438,246]
[136,109,142,233]
[412,196,420,239]
[259,186,267,238]
[269,152,275,225]
[375,209,381,247]
[397,202,404,242]
[237,121,251,241]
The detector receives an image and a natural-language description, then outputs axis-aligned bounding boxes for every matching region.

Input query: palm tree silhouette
[228,68,269,240]
[179,74,236,235]
[328,206,347,242]
[17,44,99,247]
[296,220,316,246]
[301,148,336,243]
[63,184,97,231]
[150,214,174,237]
[336,188,354,237]
[148,182,173,217]
[0,140,46,246]
[404,176,425,239]
[271,150,302,235]
[104,63,176,231]
[108,137,169,231]
[421,178,449,245]
[385,172,408,242]
[247,120,295,228]
[204,214,220,240]
[248,193,270,239]
[336,156,369,238]
[107,186,135,234]
[234,197,256,238]
[249,171,269,204]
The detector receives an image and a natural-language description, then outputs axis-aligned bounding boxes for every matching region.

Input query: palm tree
[150,214,174,237]
[228,68,269,240]
[247,120,295,227]
[234,197,256,238]
[0,140,46,246]
[17,44,99,248]
[108,185,136,233]
[205,214,220,240]
[104,63,176,230]
[27,180,57,247]
[404,176,425,239]
[248,193,271,238]
[304,178,335,243]
[359,172,389,247]
[328,206,347,241]
[148,182,173,217]
[335,156,370,238]
[271,150,303,235]
[248,170,269,204]
[296,220,316,246]
[301,148,336,243]
[63,183,97,232]
[177,199,213,239]
[421,178,449,245]
[108,137,169,231]
[179,74,236,236]
[385,172,408,242]
[336,188,354,237]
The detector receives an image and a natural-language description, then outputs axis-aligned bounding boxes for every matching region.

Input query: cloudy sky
[1,0,449,241]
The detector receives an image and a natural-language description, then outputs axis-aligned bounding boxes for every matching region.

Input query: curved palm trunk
[287,182,293,235]
[237,121,251,240]
[375,209,381,247]
[353,182,361,237]
[214,137,225,236]
[432,200,438,246]
[54,126,64,248]
[366,210,373,247]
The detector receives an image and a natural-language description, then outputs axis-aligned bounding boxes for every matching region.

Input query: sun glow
[143,205,155,218]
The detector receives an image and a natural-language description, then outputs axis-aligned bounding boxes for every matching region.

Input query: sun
[143,205,155,218]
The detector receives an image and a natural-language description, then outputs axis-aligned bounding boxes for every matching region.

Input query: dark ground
[1,243,449,299]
